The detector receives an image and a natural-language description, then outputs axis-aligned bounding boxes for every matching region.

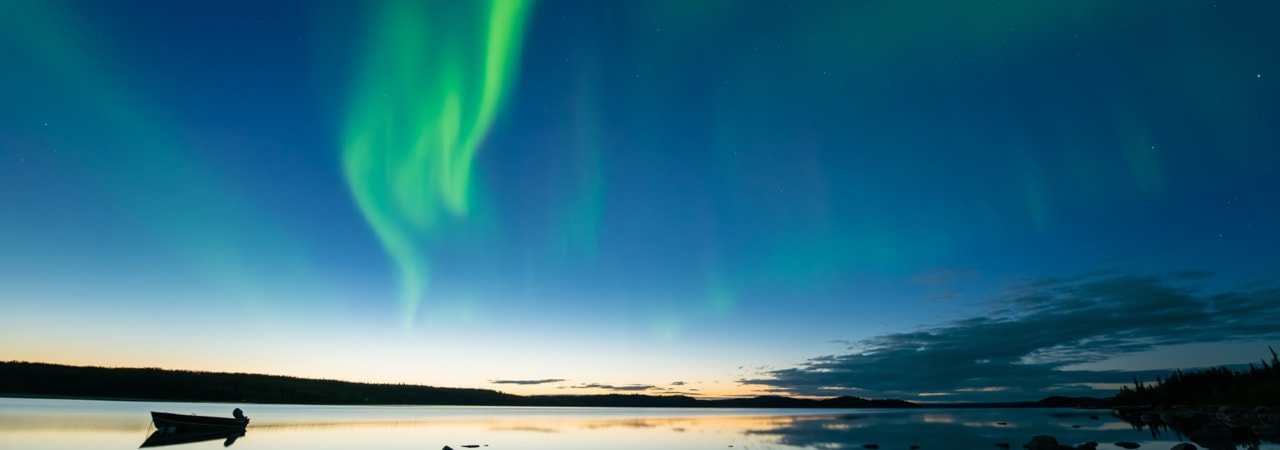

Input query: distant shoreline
[0,392,1095,410]
[1,361,1096,409]
[9,349,1279,409]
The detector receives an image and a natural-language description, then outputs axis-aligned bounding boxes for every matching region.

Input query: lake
[1,397,1275,450]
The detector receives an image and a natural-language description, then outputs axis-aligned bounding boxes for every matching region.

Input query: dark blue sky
[2,0,1278,400]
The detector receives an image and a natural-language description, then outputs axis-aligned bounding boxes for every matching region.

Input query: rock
[1076,441,1098,450]
[910,446,921,449]
[443,447,453,450]
[1071,425,1081,428]
[1115,442,1141,449]
[1089,415,1099,420]
[997,422,1009,425]
[1191,423,1233,441]
[1252,424,1278,436]
[1177,410,1210,420]
[862,445,879,449]
[1255,407,1277,423]
[996,443,1011,449]
[1170,444,1197,450]
[1022,436,1060,450]
[1216,406,1242,422]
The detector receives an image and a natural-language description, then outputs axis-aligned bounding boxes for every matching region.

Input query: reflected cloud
[490,425,560,433]
[584,419,659,429]
[921,413,957,424]
[744,410,1144,450]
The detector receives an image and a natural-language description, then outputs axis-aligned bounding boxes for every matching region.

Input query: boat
[150,409,249,432]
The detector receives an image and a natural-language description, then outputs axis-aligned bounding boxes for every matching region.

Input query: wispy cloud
[490,378,565,385]
[570,383,662,392]
[742,271,1280,401]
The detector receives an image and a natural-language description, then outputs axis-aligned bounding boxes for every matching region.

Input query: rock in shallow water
[1115,442,1141,449]
[1191,423,1232,441]
[1022,435,1074,450]
[1170,443,1197,450]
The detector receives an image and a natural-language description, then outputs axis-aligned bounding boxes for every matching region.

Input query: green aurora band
[342,0,532,325]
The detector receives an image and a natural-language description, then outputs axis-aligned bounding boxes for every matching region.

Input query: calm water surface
[2,397,1275,450]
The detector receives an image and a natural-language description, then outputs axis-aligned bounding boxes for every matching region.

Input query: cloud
[670,381,686,386]
[742,271,1280,401]
[490,378,565,385]
[570,383,662,392]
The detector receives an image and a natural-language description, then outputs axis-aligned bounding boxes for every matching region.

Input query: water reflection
[1116,409,1280,450]
[140,428,245,448]
[749,409,1203,450]
[3,398,1279,450]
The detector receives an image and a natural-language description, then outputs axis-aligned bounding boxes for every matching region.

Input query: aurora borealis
[343,0,532,325]
[2,0,1278,401]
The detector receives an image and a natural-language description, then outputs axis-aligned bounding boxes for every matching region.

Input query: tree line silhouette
[0,361,915,408]
[1114,347,1280,406]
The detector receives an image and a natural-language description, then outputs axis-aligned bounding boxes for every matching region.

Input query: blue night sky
[2,0,1278,402]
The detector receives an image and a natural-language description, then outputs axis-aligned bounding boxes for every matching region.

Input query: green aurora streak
[342,0,532,325]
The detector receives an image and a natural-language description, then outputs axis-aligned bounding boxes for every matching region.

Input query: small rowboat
[150,409,249,431]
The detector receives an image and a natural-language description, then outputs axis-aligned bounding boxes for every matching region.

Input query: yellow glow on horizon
[0,338,770,400]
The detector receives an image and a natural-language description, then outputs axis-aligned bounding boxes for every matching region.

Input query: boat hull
[150,411,249,431]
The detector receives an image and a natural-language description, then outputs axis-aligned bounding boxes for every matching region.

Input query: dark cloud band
[742,271,1280,401]
[570,383,661,392]
[490,378,565,385]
